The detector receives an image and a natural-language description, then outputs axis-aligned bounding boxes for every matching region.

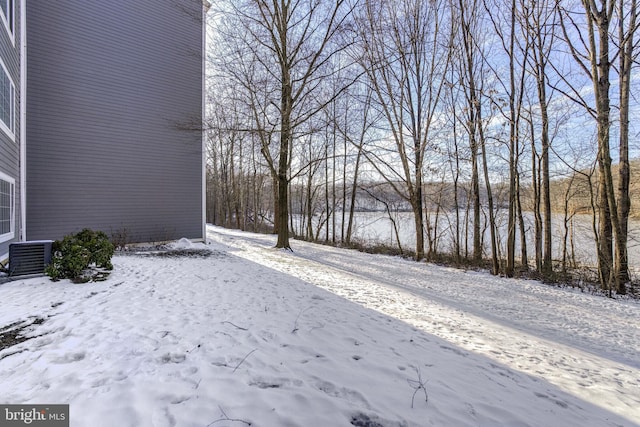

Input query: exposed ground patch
[0,317,46,355]
[119,248,224,259]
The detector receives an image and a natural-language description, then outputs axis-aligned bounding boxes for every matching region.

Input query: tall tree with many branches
[216,0,357,249]
[556,0,638,292]
[353,0,452,260]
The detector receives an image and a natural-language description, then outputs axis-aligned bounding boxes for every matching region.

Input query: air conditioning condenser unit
[9,241,53,277]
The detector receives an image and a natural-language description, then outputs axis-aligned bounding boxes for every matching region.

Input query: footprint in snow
[314,380,370,408]
[51,351,86,364]
[159,353,186,364]
[351,413,405,427]
[534,392,570,408]
[440,345,468,357]
[249,377,302,389]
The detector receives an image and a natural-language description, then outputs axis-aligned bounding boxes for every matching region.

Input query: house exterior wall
[26,0,204,244]
[0,0,22,261]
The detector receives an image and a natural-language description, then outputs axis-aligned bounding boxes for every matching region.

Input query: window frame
[0,0,14,43]
[0,58,15,140]
[0,170,15,243]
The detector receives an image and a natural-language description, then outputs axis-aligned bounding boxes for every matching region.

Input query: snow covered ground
[0,225,638,426]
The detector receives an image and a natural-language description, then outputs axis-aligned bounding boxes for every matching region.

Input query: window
[0,60,14,138]
[0,172,14,243]
[0,0,13,38]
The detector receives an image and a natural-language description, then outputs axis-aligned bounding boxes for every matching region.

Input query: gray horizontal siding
[0,2,21,259]
[26,0,204,243]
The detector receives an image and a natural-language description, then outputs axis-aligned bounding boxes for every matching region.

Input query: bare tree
[336,83,379,245]
[556,0,637,292]
[520,0,558,277]
[483,0,534,276]
[616,0,638,285]
[355,0,452,260]
[454,0,500,273]
[219,0,356,249]
[444,77,464,262]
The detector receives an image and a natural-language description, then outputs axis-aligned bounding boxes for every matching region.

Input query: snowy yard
[0,225,638,426]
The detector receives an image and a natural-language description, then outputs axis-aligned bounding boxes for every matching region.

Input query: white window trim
[0,170,15,243]
[0,0,14,44]
[0,58,15,141]
[19,0,24,241]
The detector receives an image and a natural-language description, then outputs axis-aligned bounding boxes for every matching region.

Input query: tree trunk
[458,0,482,263]
[530,118,543,273]
[588,1,621,291]
[275,77,292,248]
[414,172,426,261]
[325,139,330,243]
[541,107,552,278]
[616,0,635,289]
[516,169,528,269]
[345,144,362,245]
[478,106,499,275]
[558,0,626,292]
[472,146,481,262]
[534,50,552,278]
[505,0,517,278]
